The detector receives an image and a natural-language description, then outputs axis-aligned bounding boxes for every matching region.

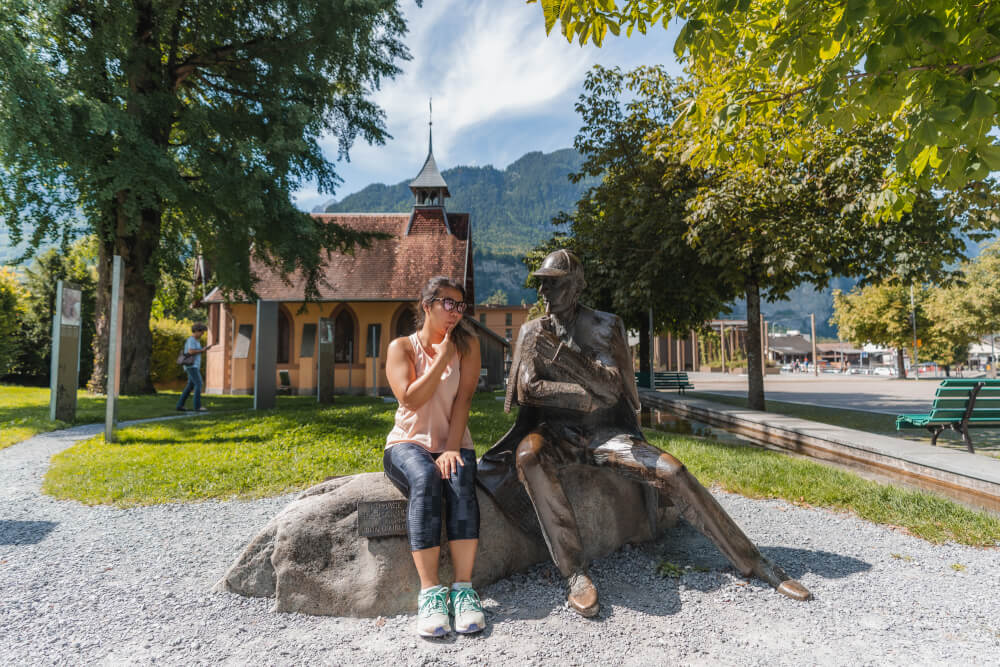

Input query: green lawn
[0,384,257,450]
[42,391,1000,546]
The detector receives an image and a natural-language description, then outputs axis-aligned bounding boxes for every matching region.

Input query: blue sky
[294,2,683,211]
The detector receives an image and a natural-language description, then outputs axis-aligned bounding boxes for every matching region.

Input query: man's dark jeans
[177,366,203,410]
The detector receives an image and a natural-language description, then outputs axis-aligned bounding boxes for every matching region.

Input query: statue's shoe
[755,558,812,601]
[567,572,599,617]
[777,579,812,601]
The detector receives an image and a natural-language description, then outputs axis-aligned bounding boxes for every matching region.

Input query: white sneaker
[449,587,486,634]
[416,586,451,637]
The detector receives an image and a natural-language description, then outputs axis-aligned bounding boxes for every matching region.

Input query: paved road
[687,372,943,415]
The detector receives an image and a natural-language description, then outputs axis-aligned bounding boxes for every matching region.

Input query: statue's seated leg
[515,432,599,617]
[591,435,811,602]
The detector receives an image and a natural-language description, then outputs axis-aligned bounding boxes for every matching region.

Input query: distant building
[476,304,530,345]
[201,127,508,395]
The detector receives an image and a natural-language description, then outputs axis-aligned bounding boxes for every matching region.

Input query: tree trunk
[88,235,114,394]
[896,347,907,379]
[745,282,765,411]
[88,203,161,395]
[638,315,650,376]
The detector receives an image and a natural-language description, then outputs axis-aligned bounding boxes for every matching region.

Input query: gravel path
[3,423,1000,665]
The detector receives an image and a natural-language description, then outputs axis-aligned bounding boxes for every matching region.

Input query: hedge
[150,318,192,383]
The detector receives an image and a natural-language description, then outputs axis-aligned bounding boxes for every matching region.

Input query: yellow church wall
[204,300,415,395]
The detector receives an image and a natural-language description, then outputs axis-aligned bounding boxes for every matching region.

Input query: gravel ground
[3,423,1000,666]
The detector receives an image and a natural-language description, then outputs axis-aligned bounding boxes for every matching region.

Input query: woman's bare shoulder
[388,336,414,355]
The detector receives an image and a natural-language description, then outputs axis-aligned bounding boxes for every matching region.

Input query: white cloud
[303,1,679,208]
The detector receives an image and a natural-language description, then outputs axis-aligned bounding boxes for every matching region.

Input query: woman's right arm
[386,336,452,411]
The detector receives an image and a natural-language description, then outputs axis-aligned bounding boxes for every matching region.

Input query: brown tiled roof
[203,211,472,303]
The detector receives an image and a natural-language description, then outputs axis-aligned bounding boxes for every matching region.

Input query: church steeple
[407,98,451,234]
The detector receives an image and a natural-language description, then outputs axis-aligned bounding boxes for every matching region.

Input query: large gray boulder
[214,467,679,617]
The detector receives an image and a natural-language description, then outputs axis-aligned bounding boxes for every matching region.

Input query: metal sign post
[254,300,278,410]
[105,257,124,442]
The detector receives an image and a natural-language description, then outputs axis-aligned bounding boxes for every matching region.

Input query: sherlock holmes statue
[477,250,811,617]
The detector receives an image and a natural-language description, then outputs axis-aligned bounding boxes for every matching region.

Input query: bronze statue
[477,249,811,617]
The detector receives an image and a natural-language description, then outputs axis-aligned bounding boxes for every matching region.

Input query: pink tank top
[385,333,474,453]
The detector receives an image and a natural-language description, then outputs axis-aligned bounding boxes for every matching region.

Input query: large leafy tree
[0,0,409,393]
[533,1,1000,213]
[531,65,735,375]
[831,282,932,378]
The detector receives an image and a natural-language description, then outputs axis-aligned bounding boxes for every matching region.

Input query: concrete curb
[640,389,1000,514]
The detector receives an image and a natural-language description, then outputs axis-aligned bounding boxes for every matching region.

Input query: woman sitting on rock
[383,276,485,637]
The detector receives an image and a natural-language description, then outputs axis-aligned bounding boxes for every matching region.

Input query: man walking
[176,322,214,412]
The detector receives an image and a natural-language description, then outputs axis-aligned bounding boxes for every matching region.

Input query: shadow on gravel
[659,519,871,584]
[0,519,59,545]
[479,519,873,626]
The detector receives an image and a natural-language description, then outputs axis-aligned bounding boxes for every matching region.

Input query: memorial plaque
[356,500,408,538]
[234,324,253,359]
[49,281,82,423]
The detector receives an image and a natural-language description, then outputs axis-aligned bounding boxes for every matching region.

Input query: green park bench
[895,379,1000,453]
[635,371,695,394]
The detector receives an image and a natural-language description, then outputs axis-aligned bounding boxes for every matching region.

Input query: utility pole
[720,322,726,374]
[991,333,996,379]
[910,285,919,379]
[810,313,818,376]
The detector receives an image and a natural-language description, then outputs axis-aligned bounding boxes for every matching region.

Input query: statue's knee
[515,434,545,471]
[655,452,686,480]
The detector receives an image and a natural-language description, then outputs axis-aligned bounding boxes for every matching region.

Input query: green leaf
[819,38,841,60]
[912,145,931,177]
[960,90,997,121]
[977,144,1000,171]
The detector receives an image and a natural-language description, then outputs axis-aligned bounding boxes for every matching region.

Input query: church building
[201,128,507,395]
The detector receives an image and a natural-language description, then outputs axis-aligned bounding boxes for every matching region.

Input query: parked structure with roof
[201,126,508,396]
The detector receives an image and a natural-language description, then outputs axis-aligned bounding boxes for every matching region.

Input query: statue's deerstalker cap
[532,249,582,278]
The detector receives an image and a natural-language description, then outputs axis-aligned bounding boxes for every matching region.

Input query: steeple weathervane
[429,98,433,155]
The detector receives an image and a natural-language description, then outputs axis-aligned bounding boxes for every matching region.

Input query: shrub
[0,267,28,376]
[150,317,192,383]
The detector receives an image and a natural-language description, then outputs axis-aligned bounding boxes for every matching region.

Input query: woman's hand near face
[431,328,457,365]
[435,450,464,479]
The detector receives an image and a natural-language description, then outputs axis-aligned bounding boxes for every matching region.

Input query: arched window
[277,307,292,364]
[334,308,355,363]
[394,305,417,339]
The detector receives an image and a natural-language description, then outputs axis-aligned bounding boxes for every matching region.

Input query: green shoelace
[418,586,449,617]
[450,587,483,614]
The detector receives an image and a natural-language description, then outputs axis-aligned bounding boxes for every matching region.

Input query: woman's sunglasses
[430,297,468,313]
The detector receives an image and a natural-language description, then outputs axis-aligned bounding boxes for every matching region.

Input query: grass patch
[41,390,1000,547]
[0,384,256,450]
[43,393,514,506]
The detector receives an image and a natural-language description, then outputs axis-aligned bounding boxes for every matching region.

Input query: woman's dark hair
[191,322,208,333]
[416,276,473,355]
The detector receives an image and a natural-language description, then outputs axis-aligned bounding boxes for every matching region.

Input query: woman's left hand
[435,450,464,479]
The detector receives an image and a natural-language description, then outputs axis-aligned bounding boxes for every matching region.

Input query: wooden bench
[896,379,1000,453]
[635,371,695,393]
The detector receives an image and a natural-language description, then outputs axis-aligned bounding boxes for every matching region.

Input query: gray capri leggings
[383,442,480,552]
